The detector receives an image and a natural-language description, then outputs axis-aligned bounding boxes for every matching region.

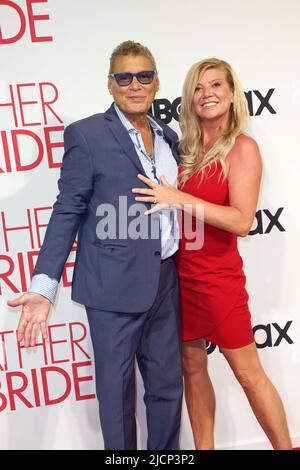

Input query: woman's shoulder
[227,133,261,163]
[226,134,262,173]
[234,133,259,151]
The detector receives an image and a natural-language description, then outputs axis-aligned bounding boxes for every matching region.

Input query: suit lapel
[104,105,147,176]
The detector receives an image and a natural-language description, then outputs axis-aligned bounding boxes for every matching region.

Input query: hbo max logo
[207,321,293,355]
[151,89,276,123]
[249,207,285,235]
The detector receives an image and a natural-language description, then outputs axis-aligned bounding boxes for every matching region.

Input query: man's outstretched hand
[7,293,51,347]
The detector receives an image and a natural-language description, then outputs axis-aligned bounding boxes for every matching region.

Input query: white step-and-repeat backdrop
[0,0,299,450]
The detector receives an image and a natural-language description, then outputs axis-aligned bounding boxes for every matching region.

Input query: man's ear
[108,78,113,95]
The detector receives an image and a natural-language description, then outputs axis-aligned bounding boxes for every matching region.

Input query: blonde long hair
[179,58,249,184]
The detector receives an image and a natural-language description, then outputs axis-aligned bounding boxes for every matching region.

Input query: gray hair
[109,40,156,73]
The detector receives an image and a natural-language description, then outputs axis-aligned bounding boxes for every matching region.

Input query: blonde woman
[132,58,291,450]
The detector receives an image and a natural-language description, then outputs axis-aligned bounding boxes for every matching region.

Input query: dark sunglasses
[109,70,156,86]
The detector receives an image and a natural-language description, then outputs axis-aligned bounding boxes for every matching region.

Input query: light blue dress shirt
[30,104,179,304]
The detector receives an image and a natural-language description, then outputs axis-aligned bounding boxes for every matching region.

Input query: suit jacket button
[154,251,161,256]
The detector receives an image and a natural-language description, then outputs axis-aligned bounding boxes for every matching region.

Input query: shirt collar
[114,103,163,137]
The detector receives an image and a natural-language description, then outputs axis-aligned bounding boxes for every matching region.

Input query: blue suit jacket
[33,104,179,312]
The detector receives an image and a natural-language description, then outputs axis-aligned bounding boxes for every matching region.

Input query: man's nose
[129,76,142,89]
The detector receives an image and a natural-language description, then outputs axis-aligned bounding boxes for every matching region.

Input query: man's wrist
[29,274,58,305]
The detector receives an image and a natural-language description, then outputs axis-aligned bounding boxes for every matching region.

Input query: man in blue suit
[8,41,183,450]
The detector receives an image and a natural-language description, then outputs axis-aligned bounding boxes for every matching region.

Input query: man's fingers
[7,295,26,308]
[18,317,48,346]
[17,316,28,343]
[30,324,39,347]
[40,321,48,341]
[24,322,33,348]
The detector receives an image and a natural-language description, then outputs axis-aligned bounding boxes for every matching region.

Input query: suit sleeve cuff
[29,274,59,305]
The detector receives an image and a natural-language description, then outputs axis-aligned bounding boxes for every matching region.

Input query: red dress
[176,162,255,349]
